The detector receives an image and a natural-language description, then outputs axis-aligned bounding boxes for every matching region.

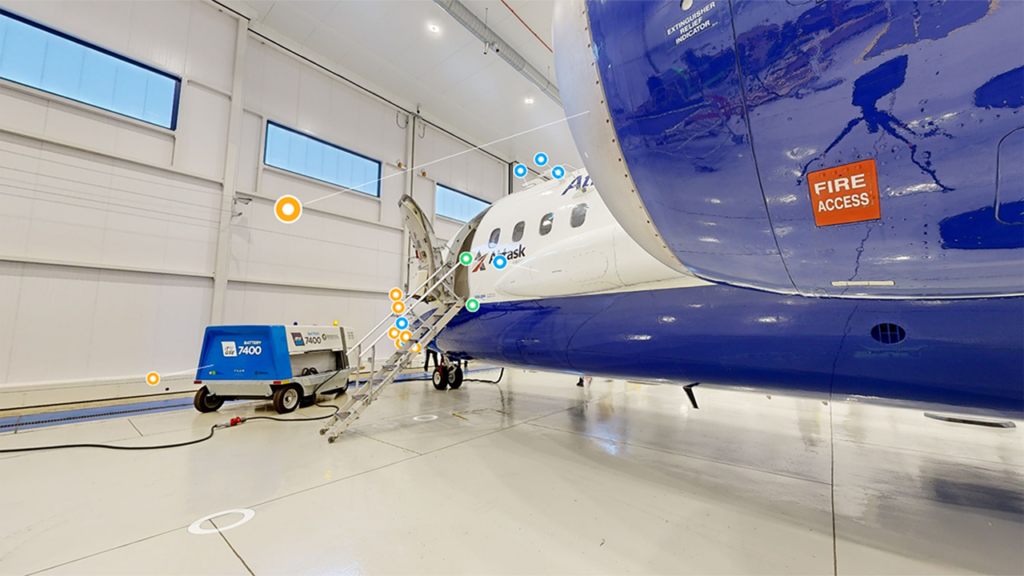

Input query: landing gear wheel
[273,385,301,414]
[449,365,464,389]
[194,386,223,413]
[432,366,448,391]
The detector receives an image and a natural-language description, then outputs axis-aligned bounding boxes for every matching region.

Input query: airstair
[319,195,481,443]
[318,260,465,442]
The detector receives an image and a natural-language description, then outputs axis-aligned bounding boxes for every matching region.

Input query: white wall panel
[0,261,211,385]
[0,261,98,384]
[0,1,133,56]
[0,87,47,135]
[44,105,119,154]
[0,263,23,382]
[112,123,175,167]
[229,191,399,293]
[256,41,301,125]
[418,125,506,204]
[297,65,332,136]
[260,169,380,224]
[237,111,263,192]
[224,281,390,343]
[185,1,238,94]
[242,38,266,112]
[128,0,191,76]
[176,83,230,179]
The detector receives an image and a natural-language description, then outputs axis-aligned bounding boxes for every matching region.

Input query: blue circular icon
[513,164,527,178]
[395,317,409,330]
[493,255,508,269]
[534,152,548,167]
[552,166,565,179]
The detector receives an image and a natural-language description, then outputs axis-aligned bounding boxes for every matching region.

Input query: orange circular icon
[389,288,403,301]
[392,301,406,314]
[274,195,302,224]
[400,330,412,342]
[146,372,161,386]
[395,338,404,349]
[411,343,421,353]
[388,327,400,339]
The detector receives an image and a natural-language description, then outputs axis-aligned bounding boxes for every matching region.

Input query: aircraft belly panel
[435,287,1024,413]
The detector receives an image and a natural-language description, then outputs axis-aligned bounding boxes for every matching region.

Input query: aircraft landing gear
[432,359,464,391]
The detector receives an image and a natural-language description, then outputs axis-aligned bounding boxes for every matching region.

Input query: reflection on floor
[1,369,1021,575]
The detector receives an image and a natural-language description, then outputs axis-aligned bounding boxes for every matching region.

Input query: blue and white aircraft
[427,0,1023,415]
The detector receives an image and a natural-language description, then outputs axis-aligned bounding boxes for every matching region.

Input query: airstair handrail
[348,260,453,354]
[360,260,464,354]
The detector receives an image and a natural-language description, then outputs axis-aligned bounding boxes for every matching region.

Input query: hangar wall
[0,0,510,405]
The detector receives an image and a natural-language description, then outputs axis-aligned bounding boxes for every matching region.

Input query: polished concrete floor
[1,369,1021,575]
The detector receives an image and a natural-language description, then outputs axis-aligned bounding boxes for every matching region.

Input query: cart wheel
[273,385,301,414]
[432,366,448,391]
[194,386,224,413]
[448,365,464,389]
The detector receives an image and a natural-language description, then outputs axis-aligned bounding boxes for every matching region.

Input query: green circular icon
[465,298,480,312]
[459,252,473,266]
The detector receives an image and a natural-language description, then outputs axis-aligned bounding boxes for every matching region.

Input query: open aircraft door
[399,193,489,300]
[400,194,441,286]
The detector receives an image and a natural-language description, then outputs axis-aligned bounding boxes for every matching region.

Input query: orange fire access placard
[807,159,881,227]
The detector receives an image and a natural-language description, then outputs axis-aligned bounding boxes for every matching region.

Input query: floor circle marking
[413,415,438,422]
[187,509,255,535]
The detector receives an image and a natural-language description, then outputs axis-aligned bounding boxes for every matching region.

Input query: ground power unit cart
[193,324,355,414]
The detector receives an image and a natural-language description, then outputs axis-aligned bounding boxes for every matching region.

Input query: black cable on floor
[464,368,504,384]
[0,403,341,453]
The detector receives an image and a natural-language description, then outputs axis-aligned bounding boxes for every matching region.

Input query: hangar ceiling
[239,0,582,176]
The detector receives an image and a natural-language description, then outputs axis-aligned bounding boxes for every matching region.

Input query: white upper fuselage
[456,170,712,305]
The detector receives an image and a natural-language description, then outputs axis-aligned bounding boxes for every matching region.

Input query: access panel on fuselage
[733,0,1024,297]
[587,0,794,292]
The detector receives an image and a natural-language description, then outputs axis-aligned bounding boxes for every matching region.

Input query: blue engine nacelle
[554,0,1023,298]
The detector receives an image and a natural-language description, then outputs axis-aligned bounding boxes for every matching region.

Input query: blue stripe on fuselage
[435,286,1024,414]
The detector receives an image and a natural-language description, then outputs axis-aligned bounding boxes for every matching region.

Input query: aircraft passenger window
[512,221,525,242]
[488,228,500,248]
[571,203,588,228]
[539,213,554,236]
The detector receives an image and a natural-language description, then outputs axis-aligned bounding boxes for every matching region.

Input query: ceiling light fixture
[524,97,534,104]
[428,24,440,33]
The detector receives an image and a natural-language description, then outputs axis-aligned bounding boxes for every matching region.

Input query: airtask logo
[561,175,592,195]
[472,245,526,273]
